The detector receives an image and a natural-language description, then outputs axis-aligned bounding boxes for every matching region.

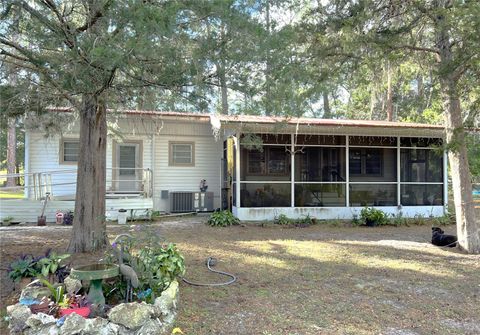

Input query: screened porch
[231,134,446,220]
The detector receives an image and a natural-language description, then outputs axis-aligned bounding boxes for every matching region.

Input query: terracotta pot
[59,306,90,318]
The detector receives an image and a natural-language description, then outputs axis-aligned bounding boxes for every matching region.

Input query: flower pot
[59,306,90,318]
[365,219,376,227]
[117,209,127,225]
[37,216,46,226]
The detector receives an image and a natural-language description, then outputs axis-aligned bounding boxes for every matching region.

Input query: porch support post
[291,134,295,207]
[24,131,29,199]
[443,148,448,214]
[345,135,349,207]
[235,133,241,208]
[151,134,156,199]
[397,136,401,207]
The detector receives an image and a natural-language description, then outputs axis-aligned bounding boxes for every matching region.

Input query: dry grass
[1,217,479,335]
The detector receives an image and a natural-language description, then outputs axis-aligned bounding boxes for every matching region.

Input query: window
[169,142,194,166]
[245,147,289,176]
[60,139,79,164]
[349,148,382,176]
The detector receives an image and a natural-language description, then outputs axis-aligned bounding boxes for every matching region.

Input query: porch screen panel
[349,148,396,182]
[400,139,444,206]
[240,183,290,207]
[239,139,291,207]
[350,184,397,206]
[295,184,345,207]
[295,147,346,182]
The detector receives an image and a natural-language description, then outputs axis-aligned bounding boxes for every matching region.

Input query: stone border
[6,280,179,335]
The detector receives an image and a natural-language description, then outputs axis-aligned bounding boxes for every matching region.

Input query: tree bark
[68,94,108,253]
[322,90,331,118]
[441,79,479,253]
[6,118,16,187]
[436,9,479,253]
[386,61,393,121]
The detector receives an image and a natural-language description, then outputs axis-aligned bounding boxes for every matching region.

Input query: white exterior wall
[232,206,445,221]
[27,131,153,198]
[153,121,222,212]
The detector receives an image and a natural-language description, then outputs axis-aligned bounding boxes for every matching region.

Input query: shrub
[274,214,294,225]
[8,255,37,282]
[106,232,185,303]
[207,210,240,227]
[360,207,389,226]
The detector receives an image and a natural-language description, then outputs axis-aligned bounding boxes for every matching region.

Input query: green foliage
[8,251,69,282]
[35,252,70,278]
[8,255,37,282]
[274,214,315,226]
[105,229,185,303]
[351,214,362,226]
[207,210,240,227]
[408,214,428,226]
[359,207,389,226]
[390,213,409,227]
[135,243,185,302]
[433,212,456,226]
[38,278,66,305]
[274,214,294,225]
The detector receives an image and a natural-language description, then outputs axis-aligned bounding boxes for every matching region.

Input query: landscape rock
[83,317,119,335]
[25,324,60,335]
[25,312,56,328]
[6,303,32,333]
[60,312,86,335]
[154,280,179,316]
[20,286,51,301]
[64,276,82,295]
[135,318,163,335]
[107,302,155,330]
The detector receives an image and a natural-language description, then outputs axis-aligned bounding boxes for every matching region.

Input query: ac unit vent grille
[170,192,194,212]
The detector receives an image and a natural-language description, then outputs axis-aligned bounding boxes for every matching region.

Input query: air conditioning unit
[170,192,214,213]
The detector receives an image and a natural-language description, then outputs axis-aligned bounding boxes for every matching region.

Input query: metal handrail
[0,168,153,199]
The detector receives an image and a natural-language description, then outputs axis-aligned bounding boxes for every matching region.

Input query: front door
[116,142,142,192]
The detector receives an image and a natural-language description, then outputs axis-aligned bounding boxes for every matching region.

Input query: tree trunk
[386,61,393,121]
[322,90,331,118]
[441,80,479,253]
[417,74,424,115]
[6,118,16,187]
[435,6,479,254]
[68,95,108,253]
[264,0,272,116]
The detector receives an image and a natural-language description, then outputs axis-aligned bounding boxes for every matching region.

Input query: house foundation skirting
[232,206,445,221]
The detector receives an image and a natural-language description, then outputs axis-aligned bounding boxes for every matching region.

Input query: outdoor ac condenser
[170,191,214,213]
[193,192,214,212]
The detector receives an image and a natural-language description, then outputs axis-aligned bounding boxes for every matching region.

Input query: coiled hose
[181,257,237,287]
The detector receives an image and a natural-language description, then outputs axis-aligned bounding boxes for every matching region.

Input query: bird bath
[70,264,119,305]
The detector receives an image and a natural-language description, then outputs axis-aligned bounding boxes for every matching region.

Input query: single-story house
[0,110,447,222]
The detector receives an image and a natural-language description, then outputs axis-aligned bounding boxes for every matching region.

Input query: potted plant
[8,255,38,289]
[360,207,388,227]
[58,294,91,318]
[39,278,91,318]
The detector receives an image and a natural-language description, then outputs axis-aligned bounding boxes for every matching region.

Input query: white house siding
[27,131,152,198]
[153,121,222,212]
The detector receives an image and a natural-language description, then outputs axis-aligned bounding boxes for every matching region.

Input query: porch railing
[0,168,153,200]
